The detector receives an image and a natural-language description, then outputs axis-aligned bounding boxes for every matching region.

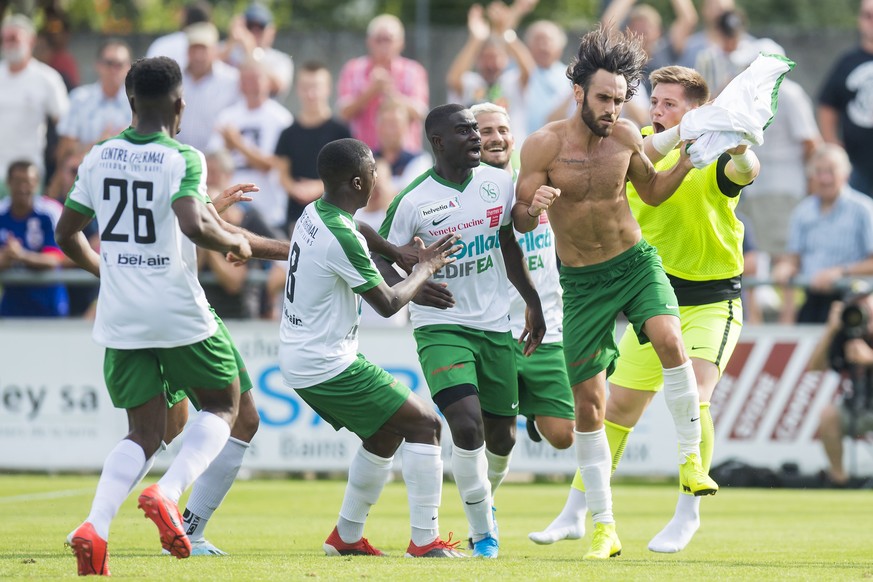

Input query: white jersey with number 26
[66,129,216,349]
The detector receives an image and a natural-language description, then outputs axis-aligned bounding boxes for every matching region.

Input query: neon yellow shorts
[609,298,743,391]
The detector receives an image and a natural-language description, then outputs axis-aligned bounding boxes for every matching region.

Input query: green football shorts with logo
[414,324,518,416]
[103,310,252,410]
[560,240,679,386]
[610,298,743,391]
[293,354,412,439]
[515,341,574,420]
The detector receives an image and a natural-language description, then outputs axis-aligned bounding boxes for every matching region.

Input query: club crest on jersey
[418,196,461,222]
[479,181,500,203]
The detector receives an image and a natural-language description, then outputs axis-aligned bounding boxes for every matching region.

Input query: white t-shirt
[66,128,216,349]
[380,165,515,332]
[279,199,384,388]
[208,99,293,227]
[508,211,563,344]
[0,59,69,178]
[180,62,241,152]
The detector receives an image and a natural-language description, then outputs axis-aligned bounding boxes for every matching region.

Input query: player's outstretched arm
[55,206,101,277]
[173,197,251,260]
[362,234,460,317]
[513,130,561,233]
[626,123,694,206]
[500,227,545,355]
[205,202,290,261]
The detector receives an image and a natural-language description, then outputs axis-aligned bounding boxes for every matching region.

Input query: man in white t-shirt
[208,59,292,228]
[54,57,290,576]
[178,22,240,153]
[378,104,546,558]
[279,138,464,558]
[0,14,69,190]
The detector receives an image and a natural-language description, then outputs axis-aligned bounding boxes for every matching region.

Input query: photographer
[807,295,873,486]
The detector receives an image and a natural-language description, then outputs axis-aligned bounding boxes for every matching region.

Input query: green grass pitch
[1,474,870,580]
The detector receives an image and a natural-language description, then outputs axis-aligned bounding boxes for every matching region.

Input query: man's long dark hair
[566,26,646,101]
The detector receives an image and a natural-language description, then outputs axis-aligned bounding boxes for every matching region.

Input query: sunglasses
[101,59,128,68]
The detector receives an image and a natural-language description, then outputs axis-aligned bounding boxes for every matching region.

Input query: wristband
[730,150,756,173]
[526,205,541,218]
[503,29,517,43]
[651,125,681,156]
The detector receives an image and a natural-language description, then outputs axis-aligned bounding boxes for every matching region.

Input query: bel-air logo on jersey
[418,196,461,222]
[479,181,500,202]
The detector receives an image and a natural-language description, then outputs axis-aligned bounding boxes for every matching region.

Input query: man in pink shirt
[337,14,428,151]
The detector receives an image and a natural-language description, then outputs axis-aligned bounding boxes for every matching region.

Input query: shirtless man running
[512,27,717,560]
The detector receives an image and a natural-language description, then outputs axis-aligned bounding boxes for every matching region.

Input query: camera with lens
[840,301,869,339]
[828,291,872,372]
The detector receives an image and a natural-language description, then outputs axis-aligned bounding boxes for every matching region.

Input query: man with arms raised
[530,65,758,553]
[279,138,464,558]
[513,28,716,559]
[379,103,546,558]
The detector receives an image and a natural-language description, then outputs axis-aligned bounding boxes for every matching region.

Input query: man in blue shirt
[0,160,69,317]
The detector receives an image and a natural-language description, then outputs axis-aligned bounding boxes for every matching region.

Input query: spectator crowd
[2,0,873,325]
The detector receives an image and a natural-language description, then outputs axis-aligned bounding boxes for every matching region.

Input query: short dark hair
[97,38,131,61]
[300,60,328,74]
[131,56,182,100]
[7,159,37,183]
[317,138,372,189]
[183,1,212,27]
[566,26,647,101]
[124,58,142,97]
[425,103,467,139]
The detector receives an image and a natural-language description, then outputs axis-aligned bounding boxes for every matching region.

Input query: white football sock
[127,441,166,495]
[337,446,393,544]
[452,444,493,541]
[528,484,587,544]
[575,429,613,524]
[86,438,147,540]
[183,437,250,541]
[157,411,231,503]
[484,448,511,501]
[662,361,702,462]
[401,442,442,547]
[648,493,701,553]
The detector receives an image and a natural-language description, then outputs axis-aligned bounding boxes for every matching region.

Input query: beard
[2,45,28,65]
[580,98,613,138]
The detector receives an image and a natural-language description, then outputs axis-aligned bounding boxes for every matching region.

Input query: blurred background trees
[0,0,861,33]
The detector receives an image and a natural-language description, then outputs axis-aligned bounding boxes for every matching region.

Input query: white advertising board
[1,321,867,476]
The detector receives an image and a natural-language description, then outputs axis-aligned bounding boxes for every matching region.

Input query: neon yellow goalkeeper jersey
[627,126,745,282]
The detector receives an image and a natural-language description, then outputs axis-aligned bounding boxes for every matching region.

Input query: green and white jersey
[65,128,216,349]
[380,165,515,332]
[279,199,384,389]
[508,209,563,344]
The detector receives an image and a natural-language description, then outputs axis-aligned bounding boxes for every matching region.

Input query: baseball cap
[244,4,273,27]
[186,21,219,47]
